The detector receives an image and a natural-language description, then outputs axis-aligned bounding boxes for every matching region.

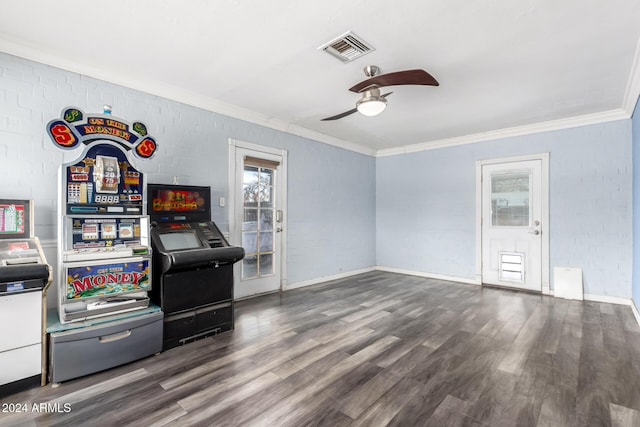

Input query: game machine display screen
[0,199,45,268]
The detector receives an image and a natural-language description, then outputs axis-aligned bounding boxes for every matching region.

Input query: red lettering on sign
[71,277,93,293]
[70,272,147,295]
[51,124,77,147]
[136,138,156,158]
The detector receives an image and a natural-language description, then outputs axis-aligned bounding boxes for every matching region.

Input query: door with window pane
[481,159,542,291]
[233,150,282,298]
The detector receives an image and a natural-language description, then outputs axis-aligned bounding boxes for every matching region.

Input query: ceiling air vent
[319,31,375,63]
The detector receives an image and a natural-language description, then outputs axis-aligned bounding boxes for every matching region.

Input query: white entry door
[481,158,546,292]
[230,141,287,299]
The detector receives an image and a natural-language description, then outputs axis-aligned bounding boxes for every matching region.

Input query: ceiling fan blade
[349,69,439,93]
[321,92,393,121]
[321,108,358,121]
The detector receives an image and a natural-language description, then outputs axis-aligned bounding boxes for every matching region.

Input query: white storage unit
[0,200,52,397]
[0,291,42,385]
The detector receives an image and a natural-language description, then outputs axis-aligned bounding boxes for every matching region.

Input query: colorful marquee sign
[66,259,151,300]
[47,107,158,159]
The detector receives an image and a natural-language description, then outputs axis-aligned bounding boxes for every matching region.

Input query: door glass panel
[243,167,259,206]
[243,208,258,230]
[491,171,530,227]
[243,255,258,279]
[242,231,257,253]
[259,254,273,275]
[259,209,273,231]
[260,169,273,186]
[242,163,276,279]
[259,232,273,252]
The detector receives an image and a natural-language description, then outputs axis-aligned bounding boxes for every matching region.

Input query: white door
[481,159,543,292]
[230,142,286,299]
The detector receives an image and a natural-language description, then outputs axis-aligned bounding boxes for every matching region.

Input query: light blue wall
[377,120,633,298]
[632,96,640,308]
[0,53,376,289]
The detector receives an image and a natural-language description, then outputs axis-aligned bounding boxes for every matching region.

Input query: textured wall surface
[0,53,376,302]
[632,96,640,308]
[377,120,633,298]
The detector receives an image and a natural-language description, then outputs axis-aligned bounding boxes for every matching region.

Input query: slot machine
[45,106,162,383]
[0,199,52,397]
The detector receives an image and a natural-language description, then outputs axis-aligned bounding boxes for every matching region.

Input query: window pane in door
[260,186,273,208]
[259,232,273,252]
[242,231,257,254]
[259,209,273,231]
[259,254,273,275]
[259,169,273,186]
[243,209,258,230]
[243,167,259,207]
[491,171,530,227]
[243,255,258,279]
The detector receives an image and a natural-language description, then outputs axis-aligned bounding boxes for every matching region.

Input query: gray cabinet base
[49,311,163,383]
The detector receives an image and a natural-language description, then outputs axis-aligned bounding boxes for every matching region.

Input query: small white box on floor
[553,267,583,300]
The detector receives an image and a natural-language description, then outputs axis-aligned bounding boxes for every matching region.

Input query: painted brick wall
[377,120,633,298]
[632,96,640,308]
[0,53,376,305]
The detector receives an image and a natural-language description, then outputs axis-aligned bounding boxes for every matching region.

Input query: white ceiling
[1,0,640,155]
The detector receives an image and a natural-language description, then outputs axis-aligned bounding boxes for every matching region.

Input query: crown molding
[0,37,375,157]
[375,109,629,157]
[622,34,640,116]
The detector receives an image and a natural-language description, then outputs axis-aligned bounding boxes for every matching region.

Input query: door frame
[228,138,288,294]
[475,153,550,294]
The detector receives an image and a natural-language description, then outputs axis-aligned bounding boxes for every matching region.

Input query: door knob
[276,227,282,233]
[529,230,540,235]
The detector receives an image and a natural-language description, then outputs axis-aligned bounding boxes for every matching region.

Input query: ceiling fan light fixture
[356,88,387,117]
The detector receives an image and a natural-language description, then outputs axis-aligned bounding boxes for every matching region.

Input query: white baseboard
[284,267,376,291]
[375,266,480,286]
[583,293,632,306]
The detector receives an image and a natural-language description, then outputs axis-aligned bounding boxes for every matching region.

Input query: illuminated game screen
[0,199,30,238]
[148,184,211,223]
[150,189,208,213]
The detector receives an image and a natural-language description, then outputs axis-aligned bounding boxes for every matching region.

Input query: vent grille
[319,31,374,63]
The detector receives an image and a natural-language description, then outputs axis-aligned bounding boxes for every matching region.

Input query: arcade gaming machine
[45,106,162,383]
[148,184,244,350]
[0,199,52,397]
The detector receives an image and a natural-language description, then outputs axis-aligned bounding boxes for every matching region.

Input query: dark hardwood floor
[2,271,640,426]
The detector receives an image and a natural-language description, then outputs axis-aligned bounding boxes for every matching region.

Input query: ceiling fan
[321,65,439,121]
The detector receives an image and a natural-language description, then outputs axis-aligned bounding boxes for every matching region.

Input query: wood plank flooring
[2,271,640,426]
